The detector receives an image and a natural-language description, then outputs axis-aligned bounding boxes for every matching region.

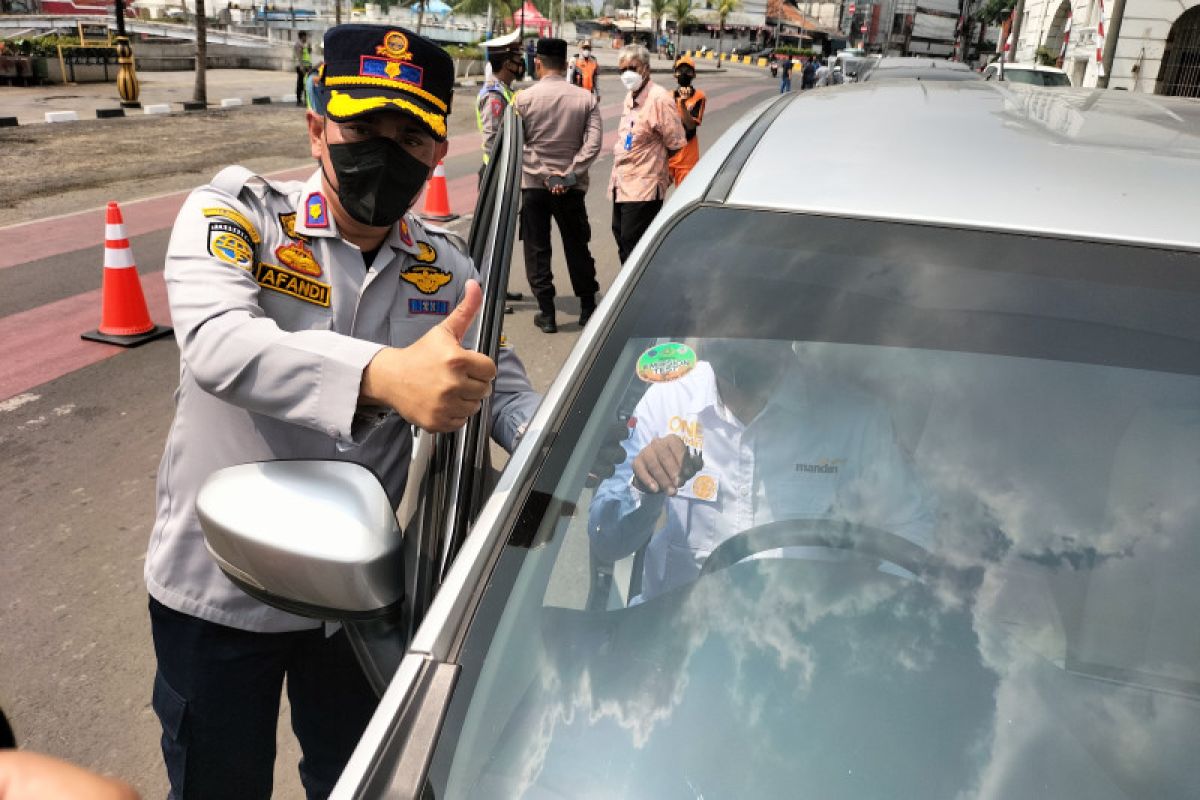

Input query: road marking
[0,392,40,413]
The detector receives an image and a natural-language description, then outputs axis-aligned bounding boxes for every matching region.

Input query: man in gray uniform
[513,37,603,333]
[145,24,540,799]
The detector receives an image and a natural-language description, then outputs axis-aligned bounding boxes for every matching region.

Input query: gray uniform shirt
[512,74,603,192]
[145,166,540,632]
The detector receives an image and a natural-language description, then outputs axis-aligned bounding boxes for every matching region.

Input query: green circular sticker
[636,342,698,383]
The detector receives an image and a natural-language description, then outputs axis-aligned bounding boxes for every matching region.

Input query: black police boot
[579,295,597,327]
[534,312,557,333]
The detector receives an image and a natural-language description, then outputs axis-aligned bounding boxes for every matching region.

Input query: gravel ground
[1,107,311,226]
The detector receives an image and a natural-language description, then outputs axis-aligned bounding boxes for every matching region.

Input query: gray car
[200,83,1200,798]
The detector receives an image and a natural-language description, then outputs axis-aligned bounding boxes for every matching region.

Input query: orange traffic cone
[419,160,458,223]
[81,201,173,347]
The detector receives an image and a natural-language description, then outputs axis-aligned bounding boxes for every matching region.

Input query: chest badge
[278,212,309,243]
[274,243,321,277]
[400,264,452,294]
[415,242,438,263]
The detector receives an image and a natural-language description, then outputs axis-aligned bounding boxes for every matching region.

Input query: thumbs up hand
[361,280,498,433]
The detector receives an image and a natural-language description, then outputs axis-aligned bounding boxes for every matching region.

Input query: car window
[425,208,1200,798]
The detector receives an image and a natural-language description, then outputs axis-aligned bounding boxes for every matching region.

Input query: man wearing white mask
[608,44,687,264]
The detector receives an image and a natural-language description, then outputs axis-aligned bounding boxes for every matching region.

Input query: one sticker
[636,342,697,383]
[668,415,704,450]
[255,262,331,307]
[414,241,438,263]
[278,212,309,243]
[408,298,450,315]
[207,222,255,269]
[275,242,322,277]
[400,264,452,294]
[203,207,260,243]
[399,219,414,247]
[690,473,718,502]
[305,193,329,228]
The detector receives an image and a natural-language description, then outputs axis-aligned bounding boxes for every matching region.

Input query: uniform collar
[294,170,426,258]
[294,169,340,239]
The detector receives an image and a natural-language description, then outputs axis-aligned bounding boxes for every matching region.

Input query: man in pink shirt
[608,44,687,264]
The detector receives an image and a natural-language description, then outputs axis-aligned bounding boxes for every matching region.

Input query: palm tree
[650,0,670,52]
[715,0,738,69]
[670,0,693,57]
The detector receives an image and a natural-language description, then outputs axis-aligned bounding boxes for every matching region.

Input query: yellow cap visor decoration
[275,243,322,277]
[203,207,260,243]
[400,264,453,294]
[415,242,437,263]
[324,90,447,139]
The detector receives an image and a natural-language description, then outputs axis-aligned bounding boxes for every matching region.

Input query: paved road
[0,69,776,797]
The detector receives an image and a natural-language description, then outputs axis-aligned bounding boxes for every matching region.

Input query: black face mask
[509,59,526,80]
[324,136,431,228]
[677,72,695,87]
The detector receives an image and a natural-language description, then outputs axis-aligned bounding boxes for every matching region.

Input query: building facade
[1013,0,1200,94]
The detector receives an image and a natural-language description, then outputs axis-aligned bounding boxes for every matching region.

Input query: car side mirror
[197,460,404,621]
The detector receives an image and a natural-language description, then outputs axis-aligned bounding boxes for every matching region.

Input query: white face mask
[620,69,643,92]
[582,49,591,57]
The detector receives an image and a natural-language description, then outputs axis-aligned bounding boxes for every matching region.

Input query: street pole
[1096,0,1125,88]
[1007,0,1025,67]
[113,0,141,106]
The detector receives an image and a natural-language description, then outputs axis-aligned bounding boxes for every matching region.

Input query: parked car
[982,62,1073,86]
[855,55,980,82]
[731,42,763,56]
[200,83,1200,799]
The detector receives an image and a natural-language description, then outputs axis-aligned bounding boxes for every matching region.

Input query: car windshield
[1005,68,1072,86]
[425,208,1200,798]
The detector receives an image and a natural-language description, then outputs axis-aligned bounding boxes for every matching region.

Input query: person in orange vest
[669,55,706,186]
[570,39,600,97]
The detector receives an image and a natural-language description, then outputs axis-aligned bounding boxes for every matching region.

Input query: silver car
[201,83,1200,798]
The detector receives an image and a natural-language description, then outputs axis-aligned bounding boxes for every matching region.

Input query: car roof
[989,63,1069,74]
[868,56,974,72]
[697,83,1200,250]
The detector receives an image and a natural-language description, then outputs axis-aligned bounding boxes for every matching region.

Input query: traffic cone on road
[81,201,173,347]
[419,160,459,223]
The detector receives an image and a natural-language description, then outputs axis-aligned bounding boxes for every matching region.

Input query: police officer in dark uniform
[146,24,540,799]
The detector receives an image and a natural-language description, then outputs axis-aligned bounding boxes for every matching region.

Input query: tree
[715,0,738,69]
[670,0,693,57]
[976,0,1015,23]
[650,0,670,51]
[194,0,207,104]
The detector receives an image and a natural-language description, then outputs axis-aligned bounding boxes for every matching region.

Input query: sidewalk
[1,68,297,126]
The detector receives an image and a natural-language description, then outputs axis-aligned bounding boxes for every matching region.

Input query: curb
[5,95,303,126]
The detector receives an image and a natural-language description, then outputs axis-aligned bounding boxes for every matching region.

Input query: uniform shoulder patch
[203,207,261,243]
[414,242,437,263]
[208,222,255,269]
[400,264,453,294]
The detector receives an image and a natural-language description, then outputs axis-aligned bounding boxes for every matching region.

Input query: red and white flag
[1095,0,1106,76]
[1059,6,1072,60]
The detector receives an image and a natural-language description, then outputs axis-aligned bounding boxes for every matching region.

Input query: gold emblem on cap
[376,30,413,61]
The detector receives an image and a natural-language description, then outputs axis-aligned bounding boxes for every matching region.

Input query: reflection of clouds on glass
[504,568,949,795]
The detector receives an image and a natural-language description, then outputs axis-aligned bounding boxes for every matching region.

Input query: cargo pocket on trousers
[152,670,188,792]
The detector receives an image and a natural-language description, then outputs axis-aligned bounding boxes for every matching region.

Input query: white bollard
[144,104,172,115]
[281,93,298,104]
[45,111,79,123]
[220,98,243,108]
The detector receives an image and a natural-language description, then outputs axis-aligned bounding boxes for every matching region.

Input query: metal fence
[1157,6,1200,98]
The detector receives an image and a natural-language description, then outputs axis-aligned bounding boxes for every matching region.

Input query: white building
[1013,0,1200,95]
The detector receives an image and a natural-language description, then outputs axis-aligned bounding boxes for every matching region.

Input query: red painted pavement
[0,273,170,401]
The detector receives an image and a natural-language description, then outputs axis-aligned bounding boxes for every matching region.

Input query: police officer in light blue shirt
[589,339,935,602]
[146,24,540,799]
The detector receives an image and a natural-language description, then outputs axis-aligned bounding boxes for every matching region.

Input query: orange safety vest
[574,56,598,91]
[669,88,706,186]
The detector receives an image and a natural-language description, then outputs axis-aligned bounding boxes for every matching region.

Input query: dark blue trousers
[149,597,378,800]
